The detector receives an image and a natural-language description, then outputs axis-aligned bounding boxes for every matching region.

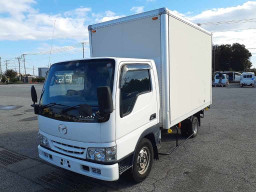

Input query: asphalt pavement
[0,83,256,192]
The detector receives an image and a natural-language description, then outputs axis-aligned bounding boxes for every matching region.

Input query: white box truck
[31,8,212,182]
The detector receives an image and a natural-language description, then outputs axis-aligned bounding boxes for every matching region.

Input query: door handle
[150,113,156,121]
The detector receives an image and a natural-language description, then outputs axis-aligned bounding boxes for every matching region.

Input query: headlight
[87,146,116,162]
[38,133,50,148]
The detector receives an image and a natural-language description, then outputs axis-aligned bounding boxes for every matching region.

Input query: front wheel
[131,138,153,183]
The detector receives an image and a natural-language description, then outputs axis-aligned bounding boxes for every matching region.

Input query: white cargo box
[88,8,212,129]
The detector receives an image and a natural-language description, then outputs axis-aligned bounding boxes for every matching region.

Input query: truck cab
[34,57,160,181]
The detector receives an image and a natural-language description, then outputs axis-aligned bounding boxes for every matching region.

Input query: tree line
[0,69,45,84]
[213,43,253,72]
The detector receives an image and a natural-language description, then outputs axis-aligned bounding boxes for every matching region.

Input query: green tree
[217,44,232,71]
[4,69,17,79]
[1,75,7,83]
[231,43,252,71]
[4,69,17,82]
[213,43,252,72]
[248,68,256,74]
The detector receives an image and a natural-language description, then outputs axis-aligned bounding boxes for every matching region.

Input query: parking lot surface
[0,84,256,192]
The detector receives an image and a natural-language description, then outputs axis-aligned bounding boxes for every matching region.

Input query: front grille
[52,140,85,155]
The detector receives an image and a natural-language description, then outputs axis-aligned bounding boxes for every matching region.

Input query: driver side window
[120,65,151,117]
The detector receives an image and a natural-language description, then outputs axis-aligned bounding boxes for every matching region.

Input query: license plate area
[60,158,71,168]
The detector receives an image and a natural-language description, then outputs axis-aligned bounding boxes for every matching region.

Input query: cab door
[115,62,159,158]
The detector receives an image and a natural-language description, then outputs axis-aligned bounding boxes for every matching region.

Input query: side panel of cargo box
[168,15,212,127]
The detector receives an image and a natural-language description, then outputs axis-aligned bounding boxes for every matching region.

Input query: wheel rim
[137,147,150,175]
[193,119,198,135]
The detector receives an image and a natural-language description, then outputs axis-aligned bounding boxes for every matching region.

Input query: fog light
[82,165,89,172]
[92,168,101,174]
[44,152,49,158]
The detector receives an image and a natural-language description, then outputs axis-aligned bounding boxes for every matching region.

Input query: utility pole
[82,42,85,58]
[0,57,2,76]
[22,54,26,76]
[17,57,21,80]
[48,19,56,68]
[5,60,8,71]
[33,66,35,76]
[213,45,216,73]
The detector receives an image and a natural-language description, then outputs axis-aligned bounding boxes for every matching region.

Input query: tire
[188,116,199,138]
[131,138,153,183]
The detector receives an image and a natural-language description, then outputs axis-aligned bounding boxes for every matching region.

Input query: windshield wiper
[61,104,81,113]
[61,104,93,117]
[41,103,67,109]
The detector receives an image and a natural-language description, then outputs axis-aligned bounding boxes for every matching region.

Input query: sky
[0,0,256,75]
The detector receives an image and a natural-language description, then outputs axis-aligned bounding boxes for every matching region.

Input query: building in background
[38,67,49,78]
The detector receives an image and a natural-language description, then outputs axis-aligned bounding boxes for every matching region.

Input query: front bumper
[213,82,227,86]
[240,82,254,86]
[38,145,119,181]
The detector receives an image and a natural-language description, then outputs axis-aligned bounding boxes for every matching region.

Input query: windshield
[41,59,115,106]
[215,75,224,79]
[39,59,115,122]
[243,75,253,79]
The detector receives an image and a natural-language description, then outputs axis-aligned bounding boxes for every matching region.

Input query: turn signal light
[92,30,96,33]
[152,17,158,20]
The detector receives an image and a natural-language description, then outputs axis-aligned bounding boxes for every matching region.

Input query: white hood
[38,115,101,143]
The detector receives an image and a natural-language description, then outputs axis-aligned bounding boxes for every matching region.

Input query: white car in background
[213,74,229,87]
[240,72,255,87]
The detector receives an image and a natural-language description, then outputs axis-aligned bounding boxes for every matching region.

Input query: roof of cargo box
[88,7,211,36]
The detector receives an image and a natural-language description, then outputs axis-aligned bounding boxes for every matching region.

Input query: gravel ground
[0,83,255,192]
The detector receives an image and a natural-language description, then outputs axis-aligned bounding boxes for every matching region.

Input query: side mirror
[31,85,38,104]
[97,86,113,114]
[31,85,39,114]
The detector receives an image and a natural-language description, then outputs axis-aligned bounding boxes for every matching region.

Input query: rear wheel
[188,116,199,138]
[181,116,199,138]
[131,138,153,183]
